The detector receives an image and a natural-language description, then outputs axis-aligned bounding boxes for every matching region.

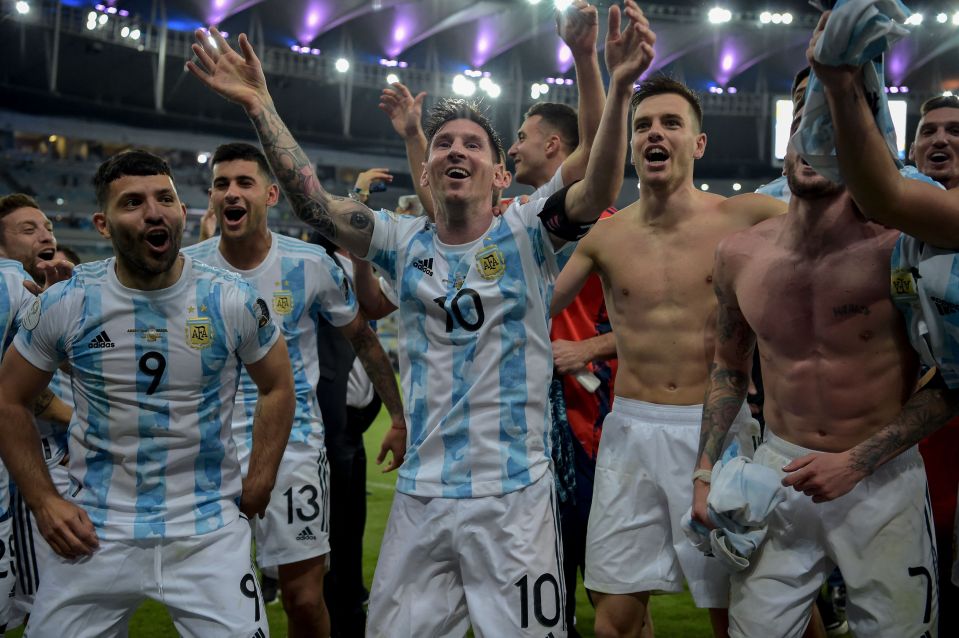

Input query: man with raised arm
[691,140,938,637]
[550,75,784,638]
[187,1,654,634]
[183,142,406,638]
[0,150,295,637]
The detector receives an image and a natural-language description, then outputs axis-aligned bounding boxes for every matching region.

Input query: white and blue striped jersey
[184,232,357,467]
[13,254,280,540]
[0,258,35,520]
[366,196,562,498]
[891,235,959,388]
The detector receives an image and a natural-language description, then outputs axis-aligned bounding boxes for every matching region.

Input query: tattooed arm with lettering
[186,28,376,257]
[782,370,959,502]
[691,243,756,528]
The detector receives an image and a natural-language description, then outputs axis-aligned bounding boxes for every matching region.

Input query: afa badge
[272,290,293,315]
[21,298,42,331]
[475,245,505,281]
[890,267,919,300]
[186,317,214,350]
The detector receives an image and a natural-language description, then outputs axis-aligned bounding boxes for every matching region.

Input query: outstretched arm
[186,28,377,257]
[379,83,434,219]
[692,245,755,527]
[782,371,959,502]
[557,0,604,185]
[810,13,959,246]
[563,0,655,226]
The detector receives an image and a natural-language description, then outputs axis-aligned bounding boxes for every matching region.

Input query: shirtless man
[691,142,938,637]
[551,76,784,638]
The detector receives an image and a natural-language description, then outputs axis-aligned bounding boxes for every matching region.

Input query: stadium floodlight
[121,26,130,38]
[905,13,923,26]
[781,12,793,24]
[485,82,502,99]
[707,7,732,24]
[531,84,541,99]
[14,1,29,15]
[386,73,399,85]
[197,152,210,164]
[700,183,710,191]
[771,12,783,24]
[759,11,772,24]
[130,28,141,40]
[335,57,350,73]
[452,74,476,97]
[732,183,742,191]
[953,12,959,26]
[98,13,108,25]
[944,91,955,97]
[937,12,948,23]
[554,0,573,11]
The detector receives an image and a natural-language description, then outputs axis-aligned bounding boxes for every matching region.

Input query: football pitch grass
[8,407,716,637]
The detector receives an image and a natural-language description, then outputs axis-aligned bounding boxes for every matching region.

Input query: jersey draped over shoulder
[13,255,279,540]
[363,197,563,498]
[184,233,357,464]
[0,258,35,358]
[891,234,959,388]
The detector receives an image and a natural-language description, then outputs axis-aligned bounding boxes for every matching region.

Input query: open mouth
[223,206,247,223]
[37,248,56,261]
[444,167,471,180]
[644,146,670,166]
[144,228,171,252]
[929,151,951,164]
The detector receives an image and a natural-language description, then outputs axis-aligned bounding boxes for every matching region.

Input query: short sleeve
[504,195,562,281]
[365,209,429,289]
[231,280,281,365]
[379,276,399,307]
[312,254,359,328]
[528,165,566,202]
[13,281,79,372]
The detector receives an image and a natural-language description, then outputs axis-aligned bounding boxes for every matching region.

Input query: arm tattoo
[697,363,751,466]
[350,325,404,419]
[32,388,55,417]
[249,102,375,246]
[850,382,959,475]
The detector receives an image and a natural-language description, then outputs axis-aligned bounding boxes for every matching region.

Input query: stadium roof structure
[3,1,959,179]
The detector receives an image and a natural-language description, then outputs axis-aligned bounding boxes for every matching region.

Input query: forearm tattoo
[32,388,55,417]
[351,326,404,418]
[698,363,751,466]
[250,103,374,243]
[850,384,959,475]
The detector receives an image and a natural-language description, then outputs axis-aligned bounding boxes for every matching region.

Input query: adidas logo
[296,526,317,542]
[87,330,116,349]
[251,629,266,638]
[411,257,434,277]
[931,296,959,316]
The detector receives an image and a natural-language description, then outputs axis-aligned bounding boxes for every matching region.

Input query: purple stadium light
[119,9,129,17]
[297,2,327,46]
[387,11,415,58]
[558,43,573,73]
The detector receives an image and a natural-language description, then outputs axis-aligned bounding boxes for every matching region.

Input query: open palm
[187,28,269,110]
[605,0,656,86]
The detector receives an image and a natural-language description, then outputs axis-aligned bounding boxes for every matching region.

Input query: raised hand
[604,0,656,87]
[379,82,426,140]
[806,11,859,92]
[556,0,599,59]
[186,28,270,113]
[23,259,74,296]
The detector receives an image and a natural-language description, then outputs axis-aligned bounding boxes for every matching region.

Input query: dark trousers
[558,435,597,637]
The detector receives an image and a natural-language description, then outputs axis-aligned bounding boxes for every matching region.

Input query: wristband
[692,469,712,484]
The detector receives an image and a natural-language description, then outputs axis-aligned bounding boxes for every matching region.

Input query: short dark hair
[630,75,704,132]
[93,150,175,209]
[525,102,579,153]
[424,98,505,163]
[211,142,274,181]
[920,94,959,118]
[0,193,41,222]
[56,245,82,265]
[791,67,811,98]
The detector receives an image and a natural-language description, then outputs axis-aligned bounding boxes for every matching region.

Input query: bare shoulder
[715,217,779,275]
[720,192,787,225]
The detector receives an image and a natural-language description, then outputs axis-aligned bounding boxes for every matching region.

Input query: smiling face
[422,118,508,212]
[630,93,706,188]
[0,206,56,281]
[209,159,279,241]
[94,173,186,284]
[508,115,552,187]
[911,106,959,190]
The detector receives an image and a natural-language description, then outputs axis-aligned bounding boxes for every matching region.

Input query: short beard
[786,165,844,200]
